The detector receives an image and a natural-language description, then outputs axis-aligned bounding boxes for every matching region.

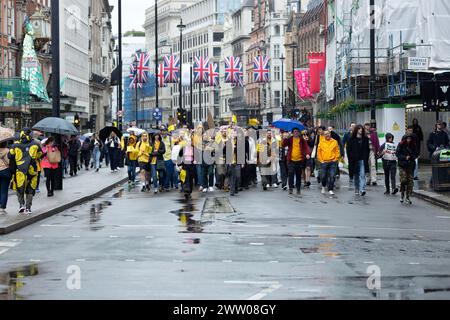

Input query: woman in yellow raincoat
[136,132,152,192]
[8,128,43,215]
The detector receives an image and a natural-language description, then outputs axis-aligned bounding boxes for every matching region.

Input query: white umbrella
[127,127,146,136]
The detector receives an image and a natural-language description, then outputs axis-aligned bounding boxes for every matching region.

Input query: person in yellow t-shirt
[317,131,341,196]
[125,135,139,186]
[136,132,152,192]
[150,133,166,194]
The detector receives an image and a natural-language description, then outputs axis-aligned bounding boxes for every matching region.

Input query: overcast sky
[110,0,152,35]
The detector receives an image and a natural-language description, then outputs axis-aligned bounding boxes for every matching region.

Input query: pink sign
[294,69,312,99]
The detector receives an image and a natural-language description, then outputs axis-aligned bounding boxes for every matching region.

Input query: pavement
[0,166,128,235]
[340,163,450,210]
[0,176,449,300]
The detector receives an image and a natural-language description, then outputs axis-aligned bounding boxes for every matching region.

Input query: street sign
[407,57,429,71]
[153,108,162,121]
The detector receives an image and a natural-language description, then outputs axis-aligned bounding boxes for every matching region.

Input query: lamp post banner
[308,52,326,94]
[294,69,312,99]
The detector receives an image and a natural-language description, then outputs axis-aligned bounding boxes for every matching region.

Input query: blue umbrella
[273,119,305,132]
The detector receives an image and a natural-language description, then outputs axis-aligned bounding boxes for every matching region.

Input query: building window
[274,25,280,36]
[213,47,221,57]
[274,44,280,58]
[213,32,224,42]
[274,91,281,107]
[274,66,280,81]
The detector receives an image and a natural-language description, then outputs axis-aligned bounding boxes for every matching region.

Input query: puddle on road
[0,264,39,300]
[89,201,113,231]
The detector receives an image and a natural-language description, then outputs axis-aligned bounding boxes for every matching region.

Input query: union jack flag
[134,52,151,83]
[224,56,243,84]
[232,62,244,88]
[156,63,166,88]
[163,55,180,83]
[206,62,219,87]
[253,55,270,83]
[129,76,143,89]
[193,56,209,83]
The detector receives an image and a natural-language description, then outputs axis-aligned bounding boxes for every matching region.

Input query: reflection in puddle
[0,264,39,300]
[89,201,112,231]
[300,236,340,258]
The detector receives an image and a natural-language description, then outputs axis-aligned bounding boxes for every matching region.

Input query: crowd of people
[0,118,449,216]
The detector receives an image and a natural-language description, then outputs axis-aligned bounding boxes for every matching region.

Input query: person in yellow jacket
[136,132,152,192]
[317,130,341,196]
[125,135,139,187]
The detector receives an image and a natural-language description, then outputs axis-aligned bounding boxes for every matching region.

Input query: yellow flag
[232,114,237,124]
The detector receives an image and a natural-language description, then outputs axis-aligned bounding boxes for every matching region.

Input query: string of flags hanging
[128,52,326,98]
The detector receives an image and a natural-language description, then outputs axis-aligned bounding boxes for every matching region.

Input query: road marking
[76,259,86,262]
[29,259,41,262]
[72,236,81,238]
[409,262,421,265]
[145,236,154,239]
[225,281,280,285]
[173,260,183,263]
[250,243,265,246]
[125,259,136,262]
[0,241,19,247]
[109,235,119,238]
[247,284,283,301]
[315,261,326,264]
[269,261,279,264]
[374,239,382,241]
[436,216,450,219]
[364,261,375,264]
[0,249,9,255]
[307,224,450,233]
[33,235,43,238]
[40,224,71,227]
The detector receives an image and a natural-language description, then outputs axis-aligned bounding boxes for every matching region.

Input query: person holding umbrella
[8,128,43,215]
[282,128,311,196]
[41,137,60,197]
[106,132,121,173]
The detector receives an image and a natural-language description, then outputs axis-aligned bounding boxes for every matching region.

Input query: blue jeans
[202,164,215,189]
[164,160,177,189]
[354,160,366,193]
[0,169,12,209]
[151,164,165,189]
[127,160,137,182]
[321,162,337,191]
[93,147,101,169]
[196,164,204,188]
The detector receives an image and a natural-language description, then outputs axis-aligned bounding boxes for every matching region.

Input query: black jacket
[68,140,81,157]
[346,136,370,170]
[397,138,419,169]
[427,130,450,154]
[151,141,166,162]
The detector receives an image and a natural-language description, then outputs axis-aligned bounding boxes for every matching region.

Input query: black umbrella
[99,126,122,142]
[147,128,161,135]
[32,117,79,136]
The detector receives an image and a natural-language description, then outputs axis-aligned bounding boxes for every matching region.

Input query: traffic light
[74,113,80,128]
[177,108,187,125]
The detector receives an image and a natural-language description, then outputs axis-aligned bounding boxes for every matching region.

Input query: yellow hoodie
[136,135,152,163]
[318,138,340,163]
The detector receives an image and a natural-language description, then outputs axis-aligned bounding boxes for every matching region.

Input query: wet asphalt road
[1,177,450,300]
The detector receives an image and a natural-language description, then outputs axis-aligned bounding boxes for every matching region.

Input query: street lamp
[177,19,186,115]
[285,42,298,118]
[189,56,194,128]
[280,55,286,118]
[118,0,123,131]
[369,0,376,129]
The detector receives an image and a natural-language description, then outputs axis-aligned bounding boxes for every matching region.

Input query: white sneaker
[208,187,214,193]
[272,184,278,188]
[199,187,203,192]
[0,209,6,215]
[329,190,335,196]
[266,184,270,189]
[202,188,208,193]
[154,188,158,194]
[321,187,326,194]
